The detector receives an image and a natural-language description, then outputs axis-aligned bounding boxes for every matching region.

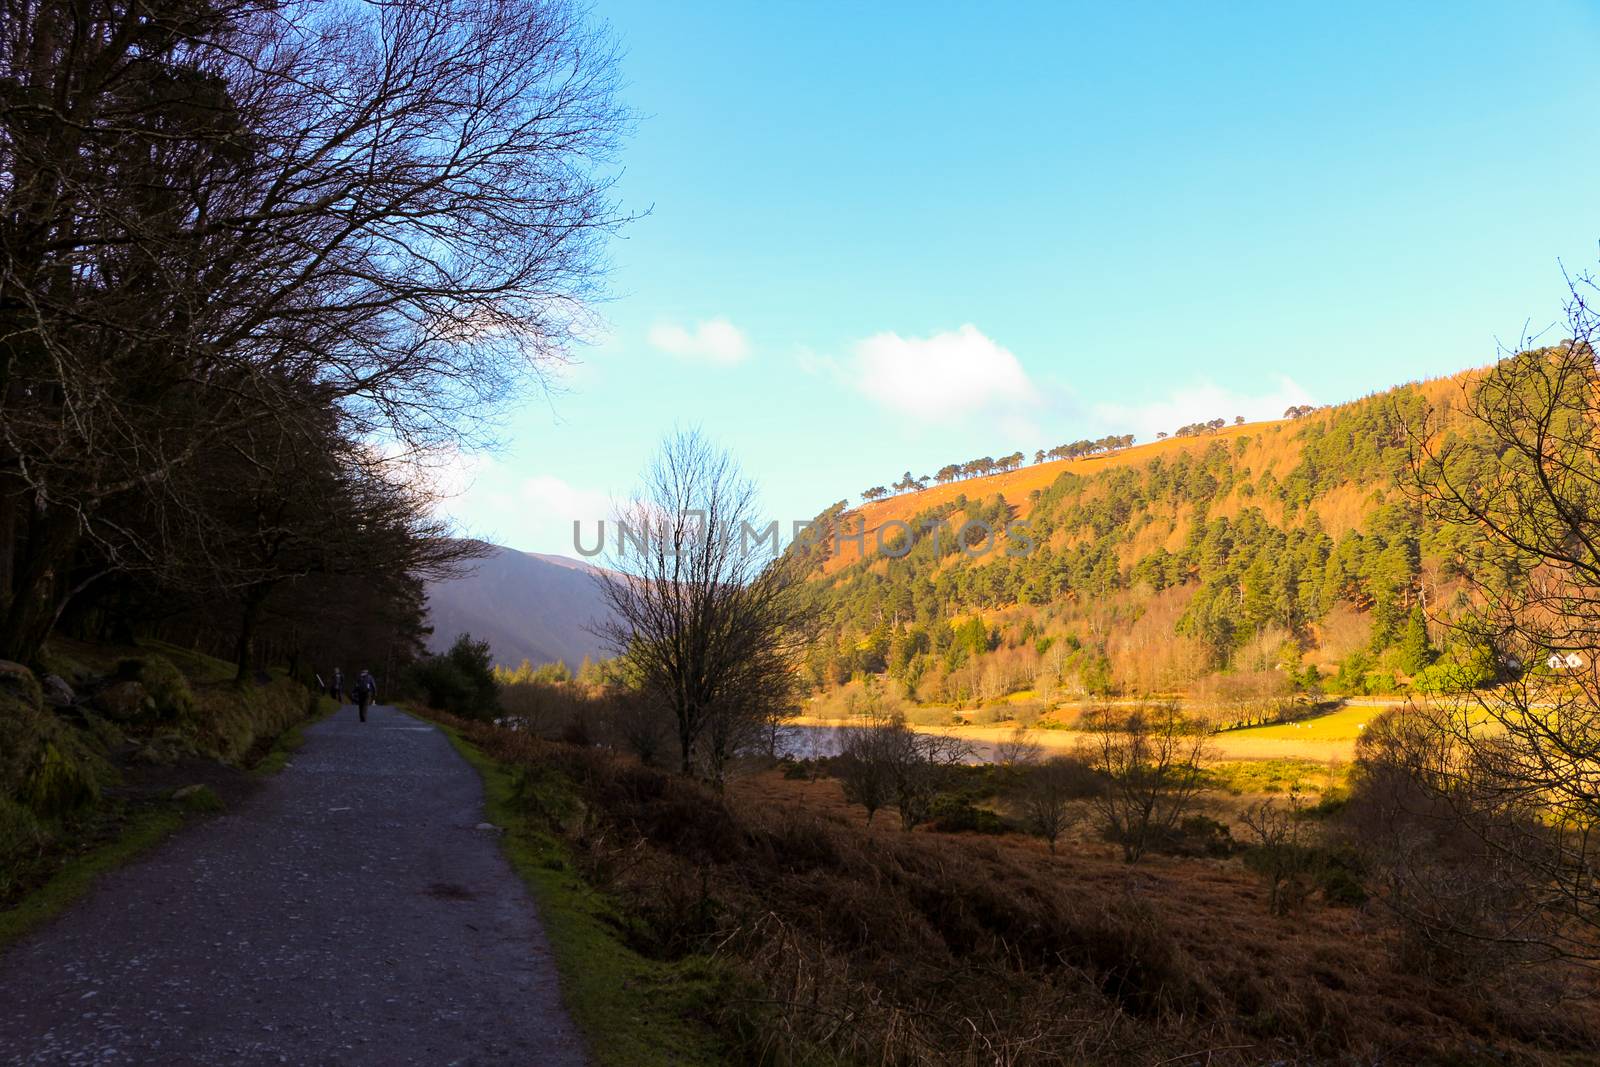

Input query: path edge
[414,707,734,1067]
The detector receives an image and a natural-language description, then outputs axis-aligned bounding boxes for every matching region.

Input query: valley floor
[789,702,1378,763]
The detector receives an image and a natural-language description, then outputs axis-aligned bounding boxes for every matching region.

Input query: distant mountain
[424,543,616,670]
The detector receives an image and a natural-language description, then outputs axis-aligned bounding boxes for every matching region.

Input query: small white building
[1546,651,1588,671]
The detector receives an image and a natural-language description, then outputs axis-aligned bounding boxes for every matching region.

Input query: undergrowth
[426,714,737,1067]
[0,645,328,950]
[415,708,1600,1066]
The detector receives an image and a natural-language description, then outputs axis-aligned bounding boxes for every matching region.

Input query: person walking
[330,668,344,704]
[352,669,377,723]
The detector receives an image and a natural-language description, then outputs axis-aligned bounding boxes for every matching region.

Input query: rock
[474,822,502,833]
[94,680,157,723]
[173,783,223,812]
[132,737,182,766]
[41,673,76,708]
[0,659,42,712]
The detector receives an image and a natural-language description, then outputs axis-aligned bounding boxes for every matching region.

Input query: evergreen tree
[1397,605,1437,675]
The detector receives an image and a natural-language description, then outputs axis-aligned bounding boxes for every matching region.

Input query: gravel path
[0,704,586,1066]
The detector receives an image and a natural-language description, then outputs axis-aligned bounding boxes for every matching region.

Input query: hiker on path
[330,667,344,703]
[353,669,377,723]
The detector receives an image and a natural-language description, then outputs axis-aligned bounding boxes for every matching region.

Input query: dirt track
[0,704,584,1066]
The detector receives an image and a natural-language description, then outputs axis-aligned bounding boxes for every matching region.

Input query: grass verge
[250,694,336,776]
[427,715,734,1067]
[0,804,183,952]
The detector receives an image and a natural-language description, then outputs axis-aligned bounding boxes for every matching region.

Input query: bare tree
[1240,789,1309,915]
[1012,756,1087,853]
[0,0,632,662]
[700,641,799,784]
[832,676,899,822]
[1080,703,1211,863]
[609,692,676,768]
[837,716,899,825]
[1386,270,1600,964]
[885,725,970,831]
[993,726,1044,768]
[596,431,808,780]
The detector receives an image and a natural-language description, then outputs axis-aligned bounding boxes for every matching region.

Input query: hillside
[424,545,615,671]
[825,419,1285,576]
[794,368,1493,705]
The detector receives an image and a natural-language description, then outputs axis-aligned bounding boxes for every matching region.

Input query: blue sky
[440,0,1600,556]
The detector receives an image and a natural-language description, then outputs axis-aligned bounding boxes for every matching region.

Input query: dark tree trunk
[234,586,273,684]
[0,486,16,608]
[0,506,80,665]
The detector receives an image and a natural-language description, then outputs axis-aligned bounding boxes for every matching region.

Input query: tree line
[0,0,628,680]
[1033,434,1136,463]
[860,435,1137,503]
[1159,417,1233,439]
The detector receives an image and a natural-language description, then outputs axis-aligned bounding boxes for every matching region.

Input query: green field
[1204,758,1348,796]
[1227,704,1382,743]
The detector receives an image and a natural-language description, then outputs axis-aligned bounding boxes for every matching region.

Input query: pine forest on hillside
[794,362,1547,713]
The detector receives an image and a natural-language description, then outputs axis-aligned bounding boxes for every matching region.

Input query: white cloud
[515,475,615,536]
[1091,375,1315,442]
[458,473,615,557]
[372,441,488,510]
[423,451,618,557]
[842,324,1038,420]
[647,317,750,365]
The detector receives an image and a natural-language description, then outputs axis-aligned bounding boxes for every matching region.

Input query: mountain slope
[424,544,614,670]
[793,367,1494,703]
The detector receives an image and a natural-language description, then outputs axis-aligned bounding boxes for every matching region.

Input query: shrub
[927,794,1008,835]
[1008,756,1090,851]
[558,714,593,748]
[1315,852,1367,906]
[779,760,813,780]
[0,797,44,895]
[902,704,956,727]
[0,690,107,818]
[1009,700,1046,727]
[836,720,899,824]
[1082,704,1212,863]
[1331,650,1373,694]
[1360,669,1398,695]
[409,633,501,720]
[115,654,196,721]
[1241,792,1311,913]
[1150,815,1234,858]
[23,743,100,816]
[970,701,1009,726]
[1411,648,1497,694]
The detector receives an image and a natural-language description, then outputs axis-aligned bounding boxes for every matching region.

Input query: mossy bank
[1,640,329,947]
